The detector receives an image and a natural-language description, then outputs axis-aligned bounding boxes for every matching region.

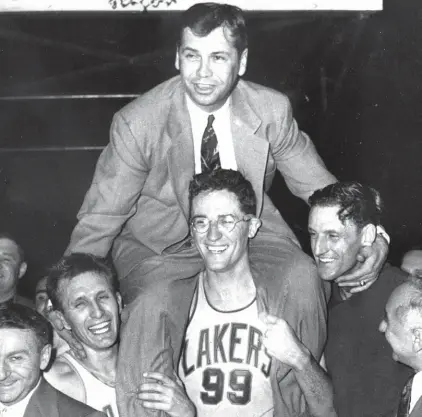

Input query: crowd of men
[1,2,422,417]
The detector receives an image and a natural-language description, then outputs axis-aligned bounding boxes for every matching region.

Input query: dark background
[0,0,421,298]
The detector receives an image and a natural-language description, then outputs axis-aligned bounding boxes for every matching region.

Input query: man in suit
[0,303,105,417]
[380,277,422,416]
[308,182,412,417]
[132,169,335,417]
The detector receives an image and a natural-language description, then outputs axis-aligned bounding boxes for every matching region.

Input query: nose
[379,319,387,333]
[197,57,212,78]
[90,301,104,319]
[313,235,328,257]
[0,361,10,381]
[207,221,222,241]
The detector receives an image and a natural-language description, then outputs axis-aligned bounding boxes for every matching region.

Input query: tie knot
[207,114,215,127]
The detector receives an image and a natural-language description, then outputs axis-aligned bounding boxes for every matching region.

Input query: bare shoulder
[44,355,86,403]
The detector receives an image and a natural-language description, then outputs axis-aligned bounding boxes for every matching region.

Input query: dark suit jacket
[66,76,336,279]
[24,378,106,417]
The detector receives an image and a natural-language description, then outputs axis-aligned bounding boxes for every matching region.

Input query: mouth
[206,245,228,254]
[317,257,336,264]
[88,320,112,335]
[193,83,216,93]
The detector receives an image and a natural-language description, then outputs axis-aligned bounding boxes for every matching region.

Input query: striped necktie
[201,114,221,173]
[397,375,414,417]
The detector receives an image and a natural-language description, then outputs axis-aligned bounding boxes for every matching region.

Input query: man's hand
[137,372,196,417]
[260,313,310,371]
[335,233,389,295]
[47,309,86,359]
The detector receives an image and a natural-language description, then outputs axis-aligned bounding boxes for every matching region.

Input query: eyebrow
[8,349,29,356]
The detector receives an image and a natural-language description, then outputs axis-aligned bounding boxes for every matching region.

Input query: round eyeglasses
[190,214,251,233]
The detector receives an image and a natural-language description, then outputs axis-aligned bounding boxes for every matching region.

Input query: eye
[74,301,86,309]
[213,54,227,62]
[99,294,110,300]
[328,234,339,240]
[184,52,199,60]
[10,355,23,362]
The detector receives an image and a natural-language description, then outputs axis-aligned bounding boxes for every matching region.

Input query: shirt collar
[0,378,41,415]
[185,94,231,123]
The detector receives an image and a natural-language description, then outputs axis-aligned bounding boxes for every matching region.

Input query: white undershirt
[185,94,237,174]
[0,378,40,417]
[410,371,422,413]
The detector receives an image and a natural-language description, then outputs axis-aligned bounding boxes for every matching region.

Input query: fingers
[143,371,174,386]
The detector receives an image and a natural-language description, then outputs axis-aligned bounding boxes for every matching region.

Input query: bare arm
[261,314,337,417]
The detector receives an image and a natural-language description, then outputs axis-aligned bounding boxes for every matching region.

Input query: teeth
[319,258,334,263]
[207,245,228,253]
[89,322,110,334]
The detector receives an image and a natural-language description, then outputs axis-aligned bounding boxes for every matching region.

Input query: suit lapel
[24,378,59,417]
[167,86,195,221]
[231,85,267,213]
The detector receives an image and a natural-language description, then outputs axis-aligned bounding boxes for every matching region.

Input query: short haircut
[47,253,118,312]
[308,181,383,229]
[0,303,53,350]
[394,276,422,325]
[179,2,248,54]
[0,232,25,263]
[189,169,256,216]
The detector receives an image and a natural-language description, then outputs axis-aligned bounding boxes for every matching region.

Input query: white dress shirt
[0,378,40,417]
[410,371,422,414]
[185,95,238,174]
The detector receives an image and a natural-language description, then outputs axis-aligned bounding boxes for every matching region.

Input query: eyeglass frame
[190,214,253,234]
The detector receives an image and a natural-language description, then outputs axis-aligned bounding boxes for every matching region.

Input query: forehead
[192,189,242,217]
[0,328,38,353]
[180,26,238,53]
[59,272,112,302]
[309,205,354,231]
[0,238,20,258]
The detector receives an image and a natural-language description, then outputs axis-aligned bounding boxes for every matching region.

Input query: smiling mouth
[206,245,228,254]
[194,83,215,92]
[318,258,336,264]
[89,321,111,335]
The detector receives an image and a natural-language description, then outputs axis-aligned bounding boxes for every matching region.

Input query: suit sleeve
[271,96,337,202]
[66,112,150,256]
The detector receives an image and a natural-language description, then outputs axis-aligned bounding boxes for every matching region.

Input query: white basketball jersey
[179,273,274,417]
[63,352,119,417]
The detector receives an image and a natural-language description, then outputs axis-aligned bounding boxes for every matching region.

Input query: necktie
[201,114,221,173]
[397,375,414,417]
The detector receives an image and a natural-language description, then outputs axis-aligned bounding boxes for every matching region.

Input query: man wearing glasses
[119,169,335,417]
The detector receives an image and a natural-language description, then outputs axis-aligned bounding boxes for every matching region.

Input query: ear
[248,217,262,239]
[175,47,180,71]
[238,48,248,77]
[18,261,27,279]
[39,344,52,371]
[412,328,422,354]
[361,223,377,247]
[56,310,72,331]
[116,292,123,314]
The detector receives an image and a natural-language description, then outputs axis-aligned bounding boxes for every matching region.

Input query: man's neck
[203,261,256,311]
[73,344,118,386]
